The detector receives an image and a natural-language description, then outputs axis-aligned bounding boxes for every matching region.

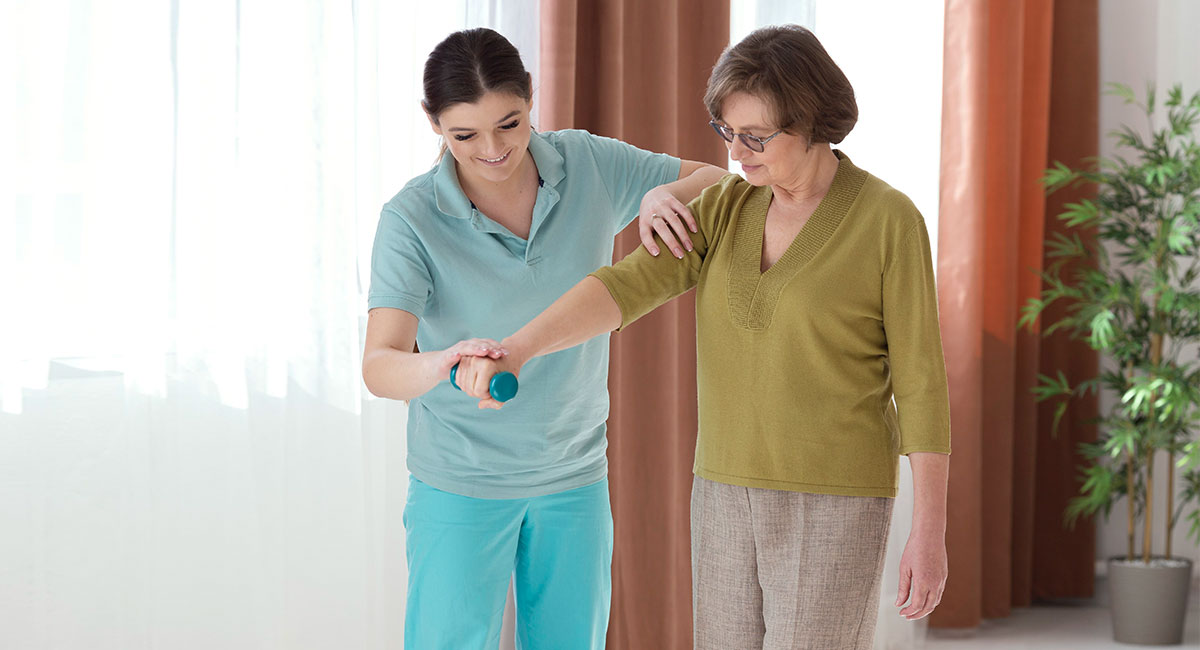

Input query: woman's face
[716,91,812,187]
[429,91,533,186]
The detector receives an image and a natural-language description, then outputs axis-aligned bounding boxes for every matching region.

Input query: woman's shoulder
[702,172,758,209]
[536,128,653,158]
[853,170,926,234]
[714,171,751,192]
[532,128,600,154]
[381,165,441,223]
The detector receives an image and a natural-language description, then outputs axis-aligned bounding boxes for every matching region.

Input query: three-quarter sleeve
[590,175,736,330]
[882,218,952,455]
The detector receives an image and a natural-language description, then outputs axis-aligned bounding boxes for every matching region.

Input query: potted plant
[1020,82,1200,645]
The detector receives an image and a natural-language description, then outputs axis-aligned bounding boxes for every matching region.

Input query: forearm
[909,452,949,537]
[362,348,442,401]
[666,161,727,203]
[504,276,622,366]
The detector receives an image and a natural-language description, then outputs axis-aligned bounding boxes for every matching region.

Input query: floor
[925,578,1199,649]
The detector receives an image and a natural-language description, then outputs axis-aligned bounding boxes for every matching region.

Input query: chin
[476,163,515,183]
[741,166,771,186]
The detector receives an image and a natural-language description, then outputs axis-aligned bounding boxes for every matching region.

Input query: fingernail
[675,251,683,259]
[651,248,659,256]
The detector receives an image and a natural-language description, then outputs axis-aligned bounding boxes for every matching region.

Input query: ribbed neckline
[725,151,867,330]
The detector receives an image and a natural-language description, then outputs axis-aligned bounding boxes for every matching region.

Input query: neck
[457,149,538,205]
[772,145,839,206]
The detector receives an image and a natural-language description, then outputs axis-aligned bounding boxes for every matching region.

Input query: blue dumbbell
[450,363,519,402]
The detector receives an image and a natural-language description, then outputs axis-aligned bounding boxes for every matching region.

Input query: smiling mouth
[480,151,511,164]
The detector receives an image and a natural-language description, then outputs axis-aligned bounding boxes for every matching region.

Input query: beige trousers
[690,476,894,650]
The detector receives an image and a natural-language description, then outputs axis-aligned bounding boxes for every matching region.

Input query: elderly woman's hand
[895,531,948,620]
[431,338,507,381]
[637,185,697,258]
[455,353,523,410]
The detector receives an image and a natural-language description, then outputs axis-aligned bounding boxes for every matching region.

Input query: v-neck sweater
[590,152,950,497]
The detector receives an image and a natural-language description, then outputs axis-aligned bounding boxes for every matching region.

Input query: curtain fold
[538,2,729,647]
[934,0,1099,629]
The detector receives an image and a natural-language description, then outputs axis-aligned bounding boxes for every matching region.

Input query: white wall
[1096,0,1200,571]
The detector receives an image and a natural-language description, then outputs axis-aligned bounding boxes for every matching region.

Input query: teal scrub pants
[404,476,614,649]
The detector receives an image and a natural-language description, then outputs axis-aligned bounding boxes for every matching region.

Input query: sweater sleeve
[589,174,734,331]
[882,218,952,455]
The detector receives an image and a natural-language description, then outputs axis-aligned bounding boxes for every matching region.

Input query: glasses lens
[739,135,765,153]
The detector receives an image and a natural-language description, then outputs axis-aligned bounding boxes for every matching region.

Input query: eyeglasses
[709,121,783,153]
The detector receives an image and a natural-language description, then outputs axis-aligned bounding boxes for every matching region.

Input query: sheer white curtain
[731,2,944,648]
[3,2,535,648]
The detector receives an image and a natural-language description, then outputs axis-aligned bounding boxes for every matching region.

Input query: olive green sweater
[591,152,950,497]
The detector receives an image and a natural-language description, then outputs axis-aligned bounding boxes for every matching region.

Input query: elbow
[679,160,725,181]
[364,380,383,399]
[361,358,387,399]
[362,369,381,398]
[698,162,728,180]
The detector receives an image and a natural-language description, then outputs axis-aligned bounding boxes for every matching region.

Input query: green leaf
[1042,162,1078,190]
[1051,401,1069,438]
[1106,82,1137,105]
[1167,221,1192,254]
[1046,231,1087,259]
[1167,84,1183,107]
[1032,372,1073,402]
[1059,199,1101,227]
[1089,309,1116,349]
[1018,297,1046,331]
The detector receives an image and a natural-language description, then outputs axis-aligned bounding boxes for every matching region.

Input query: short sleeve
[367,207,433,318]
[583,133,682,230]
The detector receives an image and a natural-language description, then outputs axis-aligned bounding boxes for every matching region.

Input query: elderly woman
[456,25,950,649]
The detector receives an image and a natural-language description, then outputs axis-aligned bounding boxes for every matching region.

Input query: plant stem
[1147,209,1166,561]
[1144,449,1154,562]
[1126,360,1136,561]
[1127,448,1135,561]
[1167,449,1174,558]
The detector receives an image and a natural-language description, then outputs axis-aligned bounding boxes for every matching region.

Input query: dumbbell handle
[449,364,519,403]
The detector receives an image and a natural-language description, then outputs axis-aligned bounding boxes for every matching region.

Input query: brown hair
[422,28,532,124]
[704,25,857,145]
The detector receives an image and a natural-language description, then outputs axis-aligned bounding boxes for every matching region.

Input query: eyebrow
[447,110,522,133]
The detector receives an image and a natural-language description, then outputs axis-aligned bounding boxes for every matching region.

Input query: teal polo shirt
[368,129,681,498]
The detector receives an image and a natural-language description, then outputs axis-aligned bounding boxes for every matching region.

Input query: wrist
[420,349,445,382]
[500,336,534,370]
[910,518,947,540]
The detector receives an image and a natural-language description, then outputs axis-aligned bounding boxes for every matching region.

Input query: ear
[423,102,441,136]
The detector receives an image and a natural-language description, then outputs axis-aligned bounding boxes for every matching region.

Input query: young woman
[361,28,725,649]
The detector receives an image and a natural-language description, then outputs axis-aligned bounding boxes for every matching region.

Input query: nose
[727,136,751,161]
[481,133,504,157]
